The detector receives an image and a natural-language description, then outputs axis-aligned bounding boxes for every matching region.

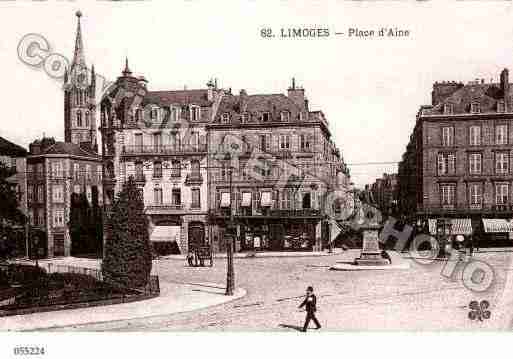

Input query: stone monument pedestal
[355,226,390,266]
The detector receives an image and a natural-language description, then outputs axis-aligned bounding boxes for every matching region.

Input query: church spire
[122,57,132,76]
[71,10,86,71]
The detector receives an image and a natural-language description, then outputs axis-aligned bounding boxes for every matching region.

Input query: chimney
[287,77,306,110]
[239,89,247,111]
[431,81,463,106]
[29,141,41,155]
[500,68,509,98]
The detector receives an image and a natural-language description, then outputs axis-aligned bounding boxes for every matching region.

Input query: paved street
[41,249,513,331]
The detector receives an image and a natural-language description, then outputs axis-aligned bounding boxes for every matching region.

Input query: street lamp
[225,165,235,296]
[33,234,39,268]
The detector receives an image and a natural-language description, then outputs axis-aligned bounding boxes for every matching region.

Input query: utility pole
[225,165,235,296]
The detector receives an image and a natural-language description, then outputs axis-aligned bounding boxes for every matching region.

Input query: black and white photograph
[1,1,513,358]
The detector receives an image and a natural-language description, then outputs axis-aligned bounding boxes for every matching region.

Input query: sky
[2,1,513,188]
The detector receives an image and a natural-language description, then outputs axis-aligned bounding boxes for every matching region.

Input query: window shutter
[437,154,445,175]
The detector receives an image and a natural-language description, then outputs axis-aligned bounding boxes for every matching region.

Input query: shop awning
[483,219,513,233]
[241,192,252,207]
[450,218,473,235]
[428,219,437,236]
[260,191,272,207]
[220,192,231,208]
[150,226,180,242]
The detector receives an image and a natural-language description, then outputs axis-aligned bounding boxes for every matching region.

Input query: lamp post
[33,233,39,268]
[225,165,235,296]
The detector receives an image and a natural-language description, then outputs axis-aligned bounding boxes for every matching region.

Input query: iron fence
[45,263,103,281]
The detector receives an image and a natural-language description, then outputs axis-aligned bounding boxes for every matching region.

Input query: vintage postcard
[1,0,513,357]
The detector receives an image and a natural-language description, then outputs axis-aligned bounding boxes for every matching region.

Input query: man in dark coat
[299,286,321,332]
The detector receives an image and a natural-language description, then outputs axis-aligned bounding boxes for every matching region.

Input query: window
[300,134,310,150]
[191,188,200,208]
[441,126,454,146]
[52,185,64,203]
[97,165,102,182]
[239,161,249,180]
[437,153,456,175]
[221,113,230,123]
[53,209,64,227]
[170,107,178,122]
[76,111,82,127]
[73,163,80,180]
[27,185,33,202]
[135,162,144,181]
[172,188,181,206]
[153,187,163,205]
[171,160,181,177]
[440,184,456,206]
[469,183,482,207]
[496,183,509,205]
[189,132,199,150]
[52,161,63,179]
[190,106,200,122]
[191,160,200,178]
[469,153,482,174]
[259,134,270,152]
[37,209,44,227]
[498,100,506,113]
[496,124,508,145]
[241,112,250,123]
[496,152,509,174]
[279,134,290,149]
[86,186,92,202]
[37,185,44,202]
[444,103,453,115]
[134,133,143,151]
[298,112,304,121]
[471,102,481,114]
[220,162,229,181]
[150,107,159,121]
[28,209,33,225]
[261,112,270,122]
[86,164,91,181]
[280,189,293,209]
[153,161,162,178]
[280,111,290,122]
[85,111,90,127]
[37,164,43,178]
[135,108,143,121]
[153,133,161,152]
[469,126,481,146]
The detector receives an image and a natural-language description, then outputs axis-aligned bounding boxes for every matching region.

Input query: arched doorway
[188,222,206,251]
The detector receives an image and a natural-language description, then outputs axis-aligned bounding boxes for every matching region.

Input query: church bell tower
[64,11,97,151]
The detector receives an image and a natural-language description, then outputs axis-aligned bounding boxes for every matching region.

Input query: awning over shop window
[260,191,272,207]
[241,192,252,207]
[483,219,513,233]
[450,218,473,235]
[220,192,231,208]
[150,226,181,242]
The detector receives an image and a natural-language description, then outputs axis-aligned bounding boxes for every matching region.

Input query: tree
[0,162,26,259]
[102,176,152,289]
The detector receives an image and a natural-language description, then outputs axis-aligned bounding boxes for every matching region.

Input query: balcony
[185,173,203,185]
[211,208,322,219]
[145,203,184,214]
[122,144,207,156]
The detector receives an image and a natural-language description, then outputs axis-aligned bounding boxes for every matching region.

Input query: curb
[160,250,343,261]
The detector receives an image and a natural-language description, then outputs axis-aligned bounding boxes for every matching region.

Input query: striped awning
[482,219,513,233]
[450,218,473,235]
[150,226,181,242]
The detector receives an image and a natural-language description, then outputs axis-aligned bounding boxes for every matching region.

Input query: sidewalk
[161,248,344,260]
[1,259,246,331]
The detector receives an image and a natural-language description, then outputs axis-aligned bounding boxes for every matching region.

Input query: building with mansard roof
[398,69,513,244]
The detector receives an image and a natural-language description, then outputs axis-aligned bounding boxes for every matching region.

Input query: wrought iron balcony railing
[122,144,207,155]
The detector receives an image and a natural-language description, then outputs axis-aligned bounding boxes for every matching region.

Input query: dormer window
[261,112,270,122]
[443,103,453,115]
[241,112,250,123]
[221,113,230,123]
[470,102,481,114]
[498,100,506,113]
[280,111,290,122]
[190,106,200,121]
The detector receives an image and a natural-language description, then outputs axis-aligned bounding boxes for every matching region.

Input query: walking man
[298,286,321,332]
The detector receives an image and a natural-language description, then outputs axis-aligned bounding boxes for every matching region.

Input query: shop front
[239,221,316,251]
